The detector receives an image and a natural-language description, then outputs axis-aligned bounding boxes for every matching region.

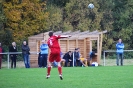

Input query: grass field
[0,66,133,88]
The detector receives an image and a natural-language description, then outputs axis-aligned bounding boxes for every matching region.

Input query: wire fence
[0,50,133,69]
[0,52,39,69]
[102,50,133,66]
[0,52,76,69]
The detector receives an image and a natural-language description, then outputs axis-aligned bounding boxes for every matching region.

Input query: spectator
[63,51,73,67]
[74,48,80,66]
[0,43,3,69]
[60,52,66,66]
[116,39,124,66]
[89,51,95,60]
[40,40,48,68]
[22,41,30,68]
[88,51,95,65]
[9,42,17,68]
[80,54,88,67]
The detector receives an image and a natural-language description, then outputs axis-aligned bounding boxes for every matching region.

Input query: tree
[0,28,13,46]
[0,0,12,46]
[45,4,63,31]
[0,0,6,30]
[63,0,103,31]
[3,0,48,43]
[2,0,133,51]
[47,0,70,7]
[95,0,133,50]
[110,0,133,49]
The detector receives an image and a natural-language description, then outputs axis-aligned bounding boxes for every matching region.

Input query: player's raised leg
[46,61,52,79]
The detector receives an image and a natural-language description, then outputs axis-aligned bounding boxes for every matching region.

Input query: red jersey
[47,35,61,53]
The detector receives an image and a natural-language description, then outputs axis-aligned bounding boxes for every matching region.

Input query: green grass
[0,66,133,88]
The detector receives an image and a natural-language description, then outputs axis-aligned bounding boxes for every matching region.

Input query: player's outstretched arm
[60,35,71,38]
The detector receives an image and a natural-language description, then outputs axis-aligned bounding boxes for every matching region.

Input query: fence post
[73,52,74,67]
[103,51,105,66]
[7,52,10,69]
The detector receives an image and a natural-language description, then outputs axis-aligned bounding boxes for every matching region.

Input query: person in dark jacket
[74,48,80,66]
[63,51,73,67]
[22,41,30,68]
[9,42,17,68]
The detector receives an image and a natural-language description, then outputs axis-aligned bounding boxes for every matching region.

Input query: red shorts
[49,48,61,62]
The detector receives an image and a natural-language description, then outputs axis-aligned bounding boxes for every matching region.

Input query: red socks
[47,66,51,75]
[58,66,62,75]
[47,66,62,75]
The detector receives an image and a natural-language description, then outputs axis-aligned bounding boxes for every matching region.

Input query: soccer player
[46,32,71,80]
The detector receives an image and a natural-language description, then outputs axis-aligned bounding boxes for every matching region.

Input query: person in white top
[9,42,17,68]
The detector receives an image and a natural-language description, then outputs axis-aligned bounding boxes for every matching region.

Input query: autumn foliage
[3,0,48,43]
[1,0,133,51]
